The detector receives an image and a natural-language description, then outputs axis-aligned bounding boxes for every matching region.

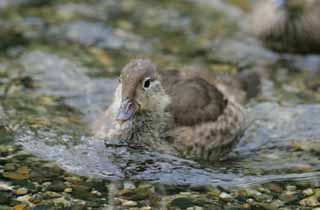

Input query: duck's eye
[118,77,122,83]
[143,78,152,89]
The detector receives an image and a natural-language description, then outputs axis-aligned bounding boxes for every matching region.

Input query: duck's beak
[116,97,136,121]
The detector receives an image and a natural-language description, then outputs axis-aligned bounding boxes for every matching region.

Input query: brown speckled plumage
[170,99,245,160]
[93,59,247,161]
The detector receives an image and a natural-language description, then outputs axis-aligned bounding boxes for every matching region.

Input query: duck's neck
[121,109,170,148]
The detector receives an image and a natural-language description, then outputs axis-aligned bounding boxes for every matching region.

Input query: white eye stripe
[143,77,154,89]
[143,77,151,82]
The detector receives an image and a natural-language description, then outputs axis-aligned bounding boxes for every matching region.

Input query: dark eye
[143,78,151,89]
[118,77,122,83]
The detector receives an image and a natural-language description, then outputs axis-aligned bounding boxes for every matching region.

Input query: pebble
[285,185,297,192]
[41,182,51,188]
[241,203,251,209]
[0,182,13,191]
[13,205,27,210]
[180,192,192,196]
[16,188,28,195]
[279,191,298,203]
[170,198,194,209]
[45,191,61,198]
[121,200,138,207]
[186,206,204,210]
[3,166,30,181]
[254,202,278,210]
[140,207,152,210]
[52,197,71,208]
[47,181,67,192]
[91,190,101,196]
[299,196,320,207]
[208,187,221,197]
[268,183,282,193]
[64,188,73,193]
[0,146,16,154]
[270,199,284,208]
[219,192,232,200]
[240,188,272,202]
[113,198,122,206]
[70,185,94,200]
[16,194,32,203]
[3,163,16,171]
[302,188,314,196]
[299,189,320,207]
[124,181,136,190]
[64,176,83,185]
[119,185,152,201]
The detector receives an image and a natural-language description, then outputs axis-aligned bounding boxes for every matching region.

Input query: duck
[93,59,247,161]
[247,0,320,54]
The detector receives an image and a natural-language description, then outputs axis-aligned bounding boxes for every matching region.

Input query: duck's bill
[116,98,136,121]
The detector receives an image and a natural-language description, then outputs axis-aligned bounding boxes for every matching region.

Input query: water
[2,49,319,188]
[1,0,320,208]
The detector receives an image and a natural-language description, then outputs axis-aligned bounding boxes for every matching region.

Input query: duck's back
[162,75,247,161]
[165,78,227,126]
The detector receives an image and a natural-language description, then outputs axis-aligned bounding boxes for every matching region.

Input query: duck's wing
[161,75,246,161]
[164,77,227,126]
[170,100,247,161]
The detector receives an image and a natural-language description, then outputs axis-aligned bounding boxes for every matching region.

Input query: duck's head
[116,59,169,122]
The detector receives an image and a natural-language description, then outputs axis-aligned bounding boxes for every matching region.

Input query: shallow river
[1,0,320,209]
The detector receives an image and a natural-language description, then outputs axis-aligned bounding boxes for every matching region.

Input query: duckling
[247,0,320,54]
[93,59,247,161]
